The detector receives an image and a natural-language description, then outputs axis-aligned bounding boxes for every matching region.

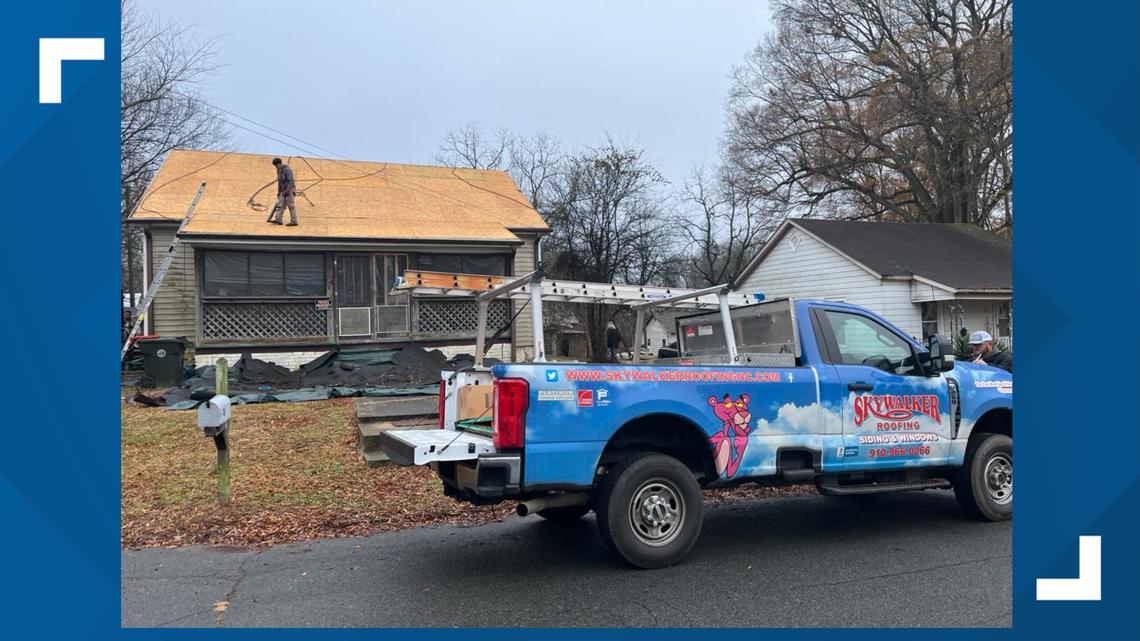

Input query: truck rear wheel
[954,433,1012,521]
[536,505,590,523]
[595,453,703,569]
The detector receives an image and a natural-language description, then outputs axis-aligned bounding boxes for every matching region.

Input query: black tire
[954,433,1012,521]
[536,504,591,524]
[595,453,704,569]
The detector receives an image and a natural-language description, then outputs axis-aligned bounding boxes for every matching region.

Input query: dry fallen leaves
[122,396,815,549]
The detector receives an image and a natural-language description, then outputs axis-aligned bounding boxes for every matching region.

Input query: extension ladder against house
[120,182,207,362]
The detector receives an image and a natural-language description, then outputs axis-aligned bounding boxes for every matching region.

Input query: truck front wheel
[954,433,1012,521]
[595,453,704,568]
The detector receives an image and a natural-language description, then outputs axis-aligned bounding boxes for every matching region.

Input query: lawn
[122,395,813,549]
[122,397,513,548]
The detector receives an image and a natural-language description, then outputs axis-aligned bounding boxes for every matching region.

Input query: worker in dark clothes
[606,321,627,362]
[969,331,1012,373]
[267,157,298,226]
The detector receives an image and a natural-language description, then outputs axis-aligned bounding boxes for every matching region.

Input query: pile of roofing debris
[129,346,500,410]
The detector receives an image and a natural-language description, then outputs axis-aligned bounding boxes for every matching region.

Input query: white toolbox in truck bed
[378,429,495,466]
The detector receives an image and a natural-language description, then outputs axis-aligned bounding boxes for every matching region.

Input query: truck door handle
[848,383,874,391]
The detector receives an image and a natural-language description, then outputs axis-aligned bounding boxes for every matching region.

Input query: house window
[412,253,510,275]
[203,251,325,298]
[996,301,1011,338]
[920,301,939,340]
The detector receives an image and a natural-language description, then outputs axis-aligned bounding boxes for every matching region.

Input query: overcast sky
[137,0,772,184]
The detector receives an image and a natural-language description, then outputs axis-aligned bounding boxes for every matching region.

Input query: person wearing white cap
[968,330,1012,373]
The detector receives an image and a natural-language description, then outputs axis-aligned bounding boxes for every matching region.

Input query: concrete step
[355,396,439,423]
[360,446,391,468]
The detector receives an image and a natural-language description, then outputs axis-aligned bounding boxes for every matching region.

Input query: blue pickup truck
[380,297,1012,568]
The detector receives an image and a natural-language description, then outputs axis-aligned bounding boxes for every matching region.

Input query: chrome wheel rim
[984,453,1012,505]
[629,478,684,546]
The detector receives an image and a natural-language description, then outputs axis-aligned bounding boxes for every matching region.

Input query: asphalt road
[122,490,1011,628]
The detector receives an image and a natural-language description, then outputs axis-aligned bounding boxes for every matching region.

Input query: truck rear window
[678,299,796,361]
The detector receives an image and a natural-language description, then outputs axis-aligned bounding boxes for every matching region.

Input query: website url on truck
[564,369,782,383]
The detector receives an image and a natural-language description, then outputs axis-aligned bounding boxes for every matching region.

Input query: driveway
[122,490,1011,627]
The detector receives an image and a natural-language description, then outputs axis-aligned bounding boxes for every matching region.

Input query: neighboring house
[129,150,550,367]
[643,309,686,349]
[734,218,1012,347]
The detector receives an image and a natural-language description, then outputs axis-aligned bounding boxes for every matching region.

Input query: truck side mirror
[926,335,951,374]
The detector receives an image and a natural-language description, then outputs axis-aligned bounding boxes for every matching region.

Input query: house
[128,149,550,367]
[734,219,1012,347]
[643,309,686,349]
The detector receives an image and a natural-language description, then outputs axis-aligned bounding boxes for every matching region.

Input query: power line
[177,90,352,161]
[200,98,351,160]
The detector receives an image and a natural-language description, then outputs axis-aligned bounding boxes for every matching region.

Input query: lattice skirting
[202,302,328,340]
[416,299,510,336]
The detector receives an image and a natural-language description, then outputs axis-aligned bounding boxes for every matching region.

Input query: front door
[817,309,951,470]
[333,254,410,339]
[374,254,409,335]
[334,254,372,338]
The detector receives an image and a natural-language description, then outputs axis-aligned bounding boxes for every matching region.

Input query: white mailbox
[197,395,232,431]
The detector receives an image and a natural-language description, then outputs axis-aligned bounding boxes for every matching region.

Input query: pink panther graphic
[708,393,752,478]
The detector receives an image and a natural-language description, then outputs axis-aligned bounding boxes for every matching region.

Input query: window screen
[203,251,325,298]
[249,253,284,296]
[335,255,371,306]
[203,252,250,297]
[413,253,509,276]
[285,254,325,295]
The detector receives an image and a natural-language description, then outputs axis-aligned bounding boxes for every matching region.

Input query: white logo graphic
[1036,535,1101,601]
[39,38,105,104]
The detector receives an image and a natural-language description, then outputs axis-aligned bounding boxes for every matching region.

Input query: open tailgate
[379,429,495,466]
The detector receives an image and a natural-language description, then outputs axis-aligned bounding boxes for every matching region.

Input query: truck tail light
[492,377,528,449]
[438,379,446,428]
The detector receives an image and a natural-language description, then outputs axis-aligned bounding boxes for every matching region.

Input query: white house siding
[644,319,668,348]
[511,234,538,360]
[146,224,198,343]
[735,230,923,338]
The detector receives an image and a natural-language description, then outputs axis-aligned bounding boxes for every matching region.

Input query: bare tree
[724,0,1012,231]
[507,132,563,215]
[434,122,512,170]
[121,0,229,303]
[435,124,563,214]
[544,141,678,359]
[676,165,780,287]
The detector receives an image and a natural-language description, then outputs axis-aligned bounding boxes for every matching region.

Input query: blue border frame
[1,0,1138,637]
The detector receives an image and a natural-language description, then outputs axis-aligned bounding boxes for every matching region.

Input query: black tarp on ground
[157,346,499,410]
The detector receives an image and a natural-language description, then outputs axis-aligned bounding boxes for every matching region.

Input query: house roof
[739,218,1011,292]
[129,149,550,243]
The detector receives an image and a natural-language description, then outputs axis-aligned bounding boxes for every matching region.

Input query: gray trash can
[137,338,187,387]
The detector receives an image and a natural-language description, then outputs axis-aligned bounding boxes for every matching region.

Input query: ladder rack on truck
[394,266,762,366]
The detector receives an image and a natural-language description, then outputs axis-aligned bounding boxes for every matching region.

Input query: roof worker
[968,330,1012,373]
[267,157,298,226]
